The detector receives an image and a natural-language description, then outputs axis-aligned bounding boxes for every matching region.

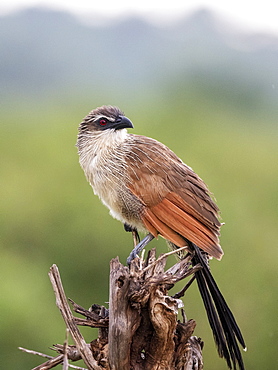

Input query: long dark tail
[190,242,246,370]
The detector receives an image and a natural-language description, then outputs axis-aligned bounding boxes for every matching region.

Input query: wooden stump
[20,248,204,370]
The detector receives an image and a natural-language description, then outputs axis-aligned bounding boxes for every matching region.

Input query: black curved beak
[113,115,134,130]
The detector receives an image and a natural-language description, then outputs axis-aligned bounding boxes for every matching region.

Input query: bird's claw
[127,250,139,265]
[126,233,155,265]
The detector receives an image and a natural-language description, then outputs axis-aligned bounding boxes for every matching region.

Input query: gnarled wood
[21,249,203,370]
[108,249,203,370]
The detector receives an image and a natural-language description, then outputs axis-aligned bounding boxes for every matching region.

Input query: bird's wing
[126,134,223,260]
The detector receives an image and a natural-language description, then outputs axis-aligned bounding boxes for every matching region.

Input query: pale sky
[1,0,278,35]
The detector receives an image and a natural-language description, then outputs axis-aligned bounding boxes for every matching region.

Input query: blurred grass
[1,92,278,369]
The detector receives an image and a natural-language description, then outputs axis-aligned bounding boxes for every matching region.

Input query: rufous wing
[126,134,223,260]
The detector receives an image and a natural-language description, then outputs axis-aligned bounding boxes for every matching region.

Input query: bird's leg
[124,223,140,247]
[127,233,155,265]
[132,231,140,247]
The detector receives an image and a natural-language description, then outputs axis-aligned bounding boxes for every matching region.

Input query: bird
[76,105,246,370]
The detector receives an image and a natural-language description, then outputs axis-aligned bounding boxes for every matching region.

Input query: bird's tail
[190,242,246,370]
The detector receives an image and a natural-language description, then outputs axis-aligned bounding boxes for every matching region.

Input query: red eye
[99,119,107,126]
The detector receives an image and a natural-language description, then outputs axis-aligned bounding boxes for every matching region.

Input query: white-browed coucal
[76,105,246,370]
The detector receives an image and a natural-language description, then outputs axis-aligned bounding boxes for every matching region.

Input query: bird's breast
[84,148,145,230]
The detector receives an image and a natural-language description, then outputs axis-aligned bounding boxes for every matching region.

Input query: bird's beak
[113,115,134,130]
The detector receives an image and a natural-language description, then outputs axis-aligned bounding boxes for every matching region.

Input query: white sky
[1,0,278,35]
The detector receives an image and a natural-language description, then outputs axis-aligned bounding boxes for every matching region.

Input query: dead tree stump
[20,248,204,370]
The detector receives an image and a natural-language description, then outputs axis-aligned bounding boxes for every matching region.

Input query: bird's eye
[99,119,107,126]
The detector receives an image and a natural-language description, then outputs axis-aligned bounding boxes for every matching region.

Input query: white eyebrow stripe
[91,114,116,123]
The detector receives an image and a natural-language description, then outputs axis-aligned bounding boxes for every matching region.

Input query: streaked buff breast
[79,130,145,229]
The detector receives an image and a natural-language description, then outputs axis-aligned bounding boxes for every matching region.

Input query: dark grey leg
[127,233,155,265]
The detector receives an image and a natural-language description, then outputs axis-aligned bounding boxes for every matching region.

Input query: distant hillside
[1,7,278,115]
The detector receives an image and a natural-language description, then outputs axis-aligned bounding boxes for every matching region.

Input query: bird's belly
[89,161,145,230]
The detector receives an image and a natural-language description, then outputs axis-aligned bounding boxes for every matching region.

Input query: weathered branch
[18,347,86,370]
[107,249,203,369]
[22,249,203,369]
[108,258,141,369]
[48,265,102,370]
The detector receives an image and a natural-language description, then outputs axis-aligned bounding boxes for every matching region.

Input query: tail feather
[191,243,246,370]
[194,264,232,367]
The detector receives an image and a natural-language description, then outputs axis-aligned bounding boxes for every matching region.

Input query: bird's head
[78,105,133,134]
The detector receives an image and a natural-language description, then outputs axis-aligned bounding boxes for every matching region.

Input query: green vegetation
[1,7,278,369]
[1,90,278,369]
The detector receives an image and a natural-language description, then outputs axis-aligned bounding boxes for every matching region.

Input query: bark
[21,248,203,370]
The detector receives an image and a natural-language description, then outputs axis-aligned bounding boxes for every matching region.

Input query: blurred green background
[1,7,278,369]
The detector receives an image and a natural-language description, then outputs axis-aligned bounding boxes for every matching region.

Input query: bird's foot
[127,233,155,265]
